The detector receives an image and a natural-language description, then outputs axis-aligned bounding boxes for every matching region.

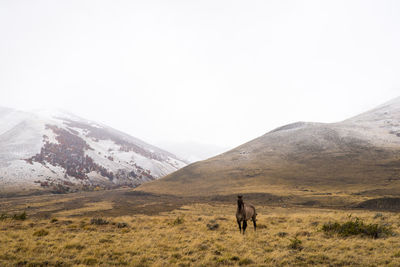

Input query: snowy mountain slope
[138,96,400,196]
[0,108,187,194]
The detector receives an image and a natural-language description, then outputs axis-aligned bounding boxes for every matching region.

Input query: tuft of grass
[288,237,303,250]
[322,218,393,238]
[239,258,254,265]
[206,220,219,230]
[12,211,27,221]
[116,222,129,228]
[173,217,184,225]
[230,256,240,261]
[65,243,85,250]
[277,232,288,237]
[99,238,113,243]
[90,218,109,225]
[257,223,268,229]
[82,258,97,265]
[33,229,49,237]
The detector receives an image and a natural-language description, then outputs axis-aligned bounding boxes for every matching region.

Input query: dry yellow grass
[1,203,400,266]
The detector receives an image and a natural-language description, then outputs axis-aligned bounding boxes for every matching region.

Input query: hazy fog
[1,0,400,149]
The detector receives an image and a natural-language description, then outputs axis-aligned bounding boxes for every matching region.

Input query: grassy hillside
[138,122,400,197]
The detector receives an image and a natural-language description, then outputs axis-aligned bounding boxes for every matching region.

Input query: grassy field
[1,195,400,266]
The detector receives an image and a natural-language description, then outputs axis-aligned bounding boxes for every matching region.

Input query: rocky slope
[0,107,186,195]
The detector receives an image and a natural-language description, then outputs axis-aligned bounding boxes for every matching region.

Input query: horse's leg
[237,219,242,233]
[252,216,257,231]
[243,220,247,234]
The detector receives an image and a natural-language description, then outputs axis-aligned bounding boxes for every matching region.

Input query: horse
[236,195,257,234]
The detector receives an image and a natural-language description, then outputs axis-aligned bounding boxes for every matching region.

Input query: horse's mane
[237,195,244,212]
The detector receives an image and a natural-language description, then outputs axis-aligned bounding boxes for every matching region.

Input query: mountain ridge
[137,96,400,197]
[0,107,187,195]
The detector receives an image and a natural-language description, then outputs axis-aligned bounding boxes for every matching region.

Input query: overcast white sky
[1,0,400,148]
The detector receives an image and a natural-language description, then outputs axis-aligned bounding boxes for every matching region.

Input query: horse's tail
[252,207,257,220]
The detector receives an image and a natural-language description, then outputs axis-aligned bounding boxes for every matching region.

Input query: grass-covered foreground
[1,204,400,266]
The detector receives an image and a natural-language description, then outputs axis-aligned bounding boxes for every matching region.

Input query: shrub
[50,218,58,223]
[12,211,27,221]
[206,222,219,230]
[0,213,8,220]
[322,218,392,238]
[90,218,109,225]
[288,237,303,250]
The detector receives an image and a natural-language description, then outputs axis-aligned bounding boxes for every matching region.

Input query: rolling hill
[138,97,400,197]
[0,107,186,195]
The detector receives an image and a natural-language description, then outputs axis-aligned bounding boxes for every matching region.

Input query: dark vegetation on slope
[63,119,172,162]
[356,197,400,211]
[27,125,115,180]
[25,125,154,191]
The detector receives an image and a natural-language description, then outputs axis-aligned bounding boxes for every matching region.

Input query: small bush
[0,213,8,220]
[99,238,113,244]
[215,257,230,264]
[296,231,311,237]
[65,243,85,250]
[257,223,268,229]
[198,243,208,251]
[206,221,219,230]
[50,218,58,223]
[12,211,27,220]
[277,232,288,237]
[33,229,49,237]
[173,217,184,225]
[239,258,254,265]
[117,222,129,228]
[230,256,240,261]
[171,253,181,259]
[90,218,109,225]
[288,237,303,250]
[322,218,392,238]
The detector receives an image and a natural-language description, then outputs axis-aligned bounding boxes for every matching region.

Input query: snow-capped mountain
[139,96,400,196]
[0,107,187,194]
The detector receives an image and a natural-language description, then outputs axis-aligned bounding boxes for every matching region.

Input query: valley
[1,190,400,266]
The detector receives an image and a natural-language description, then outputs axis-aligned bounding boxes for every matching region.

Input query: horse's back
[244,204,256,220]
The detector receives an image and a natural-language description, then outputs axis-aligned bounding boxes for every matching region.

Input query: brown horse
[236,195,257,234]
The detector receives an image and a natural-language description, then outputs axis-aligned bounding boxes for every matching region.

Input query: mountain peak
[138,96,400,196]
[0,107,186,195]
